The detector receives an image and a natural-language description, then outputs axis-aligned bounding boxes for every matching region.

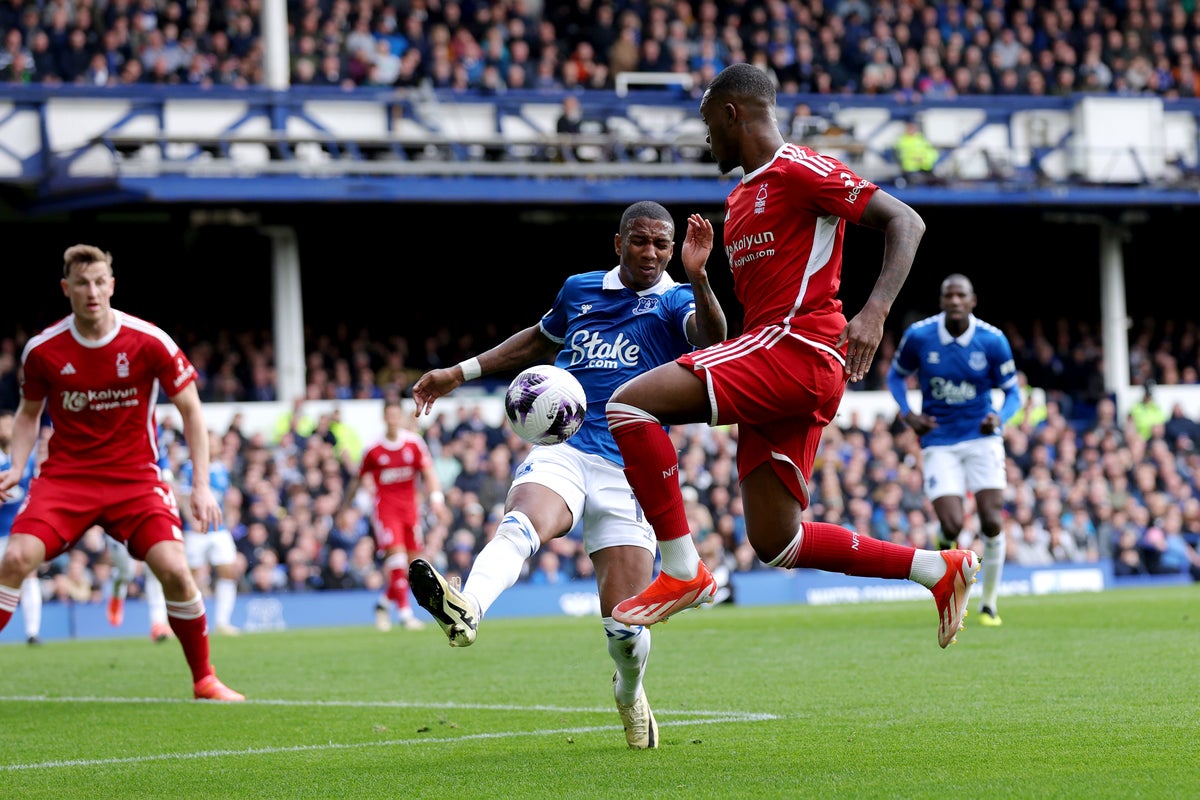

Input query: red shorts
[373,511,422,554]
[679,325,846,509]
[13,475,183,561]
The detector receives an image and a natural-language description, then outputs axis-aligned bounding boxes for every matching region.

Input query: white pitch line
[0,710,780,772]
[0,695,776,718]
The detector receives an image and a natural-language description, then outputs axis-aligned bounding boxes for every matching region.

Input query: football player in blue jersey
[408,201,727,749]
[0,409,43,644]
[887,274,1021,626]
[175,430,241,636]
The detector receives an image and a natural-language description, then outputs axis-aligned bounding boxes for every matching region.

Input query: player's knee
[151,562,195,597]
[0,553,34,583]
[937,513,965,537]
[605,399,657,426]
[0,539,41,580]
[979,515,1004,538]
[750,531,794,565]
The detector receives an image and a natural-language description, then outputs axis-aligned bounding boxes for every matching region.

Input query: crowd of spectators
[11,309,1196,414]
[7,307,1200,613]
[4,0,1200,100]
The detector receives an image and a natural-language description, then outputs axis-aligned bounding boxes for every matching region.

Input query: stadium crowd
[3,0,1200,99]
[3,306,1200,615]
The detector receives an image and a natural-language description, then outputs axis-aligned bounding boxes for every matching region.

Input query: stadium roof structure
[1,85,1199,214]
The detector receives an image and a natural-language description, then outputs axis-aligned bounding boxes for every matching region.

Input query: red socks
[388,566,411,612]
[608,409,690,541]
[777,522,914,579]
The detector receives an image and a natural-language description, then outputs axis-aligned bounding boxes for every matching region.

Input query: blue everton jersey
[0,451,34,537]
[177,458,232,531]
[891,313,1018,447]
[539,267,697,466]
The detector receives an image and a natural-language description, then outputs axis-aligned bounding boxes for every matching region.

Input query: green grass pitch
[1,585,1196,799]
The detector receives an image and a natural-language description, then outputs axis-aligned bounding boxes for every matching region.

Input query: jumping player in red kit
[605,63,982,648]
[0,244,243,700]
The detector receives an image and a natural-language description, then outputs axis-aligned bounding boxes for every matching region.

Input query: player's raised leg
[607,401,717,625]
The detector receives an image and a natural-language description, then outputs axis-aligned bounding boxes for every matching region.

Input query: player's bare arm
[839,189,926,383]
[681,214,728,348]
[412,325,558,416]
[172,383,222,533]
[0,398,43,498]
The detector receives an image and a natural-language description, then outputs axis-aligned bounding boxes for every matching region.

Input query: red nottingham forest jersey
[722,143,879,343]
[357,429,432,521]
[19,311,197,480]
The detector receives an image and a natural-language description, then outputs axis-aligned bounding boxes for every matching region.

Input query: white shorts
[921,436,1007,500]
[184,528,238,569]
[511,443,656,556]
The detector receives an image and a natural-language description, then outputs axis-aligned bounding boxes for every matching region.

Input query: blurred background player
[107,535,173,641]
[887,273,1020,626]
[341,399,444,632]
[176,429,241,635]
[408,200,727,749]
[0,408,42,644]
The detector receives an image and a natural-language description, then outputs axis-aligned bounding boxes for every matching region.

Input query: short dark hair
[707,62,776,106]
[620,201,673,235]
[63,244,113,278]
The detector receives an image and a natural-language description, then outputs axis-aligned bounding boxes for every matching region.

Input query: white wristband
[458,357,481,381]
[430,491,445,504]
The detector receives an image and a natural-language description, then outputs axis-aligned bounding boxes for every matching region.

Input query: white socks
[214,577,238,627]
[605,617,650,705]
[20,575,41,638]
[463,510,539,619]
[908,549,948,588]
[981,534,1006,610]
[658,535,701,580]
[144,571,168,626]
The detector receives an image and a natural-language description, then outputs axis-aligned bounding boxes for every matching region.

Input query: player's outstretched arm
[412,325,558,417]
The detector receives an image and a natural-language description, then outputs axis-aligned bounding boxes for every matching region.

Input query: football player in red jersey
[340,399,446,632]
[606,64,982,649]
[0,244,243,700]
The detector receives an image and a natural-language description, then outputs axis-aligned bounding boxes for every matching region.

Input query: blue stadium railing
[1,84,1199,210]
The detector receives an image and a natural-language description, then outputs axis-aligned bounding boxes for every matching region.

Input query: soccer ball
[504,365,587,446]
